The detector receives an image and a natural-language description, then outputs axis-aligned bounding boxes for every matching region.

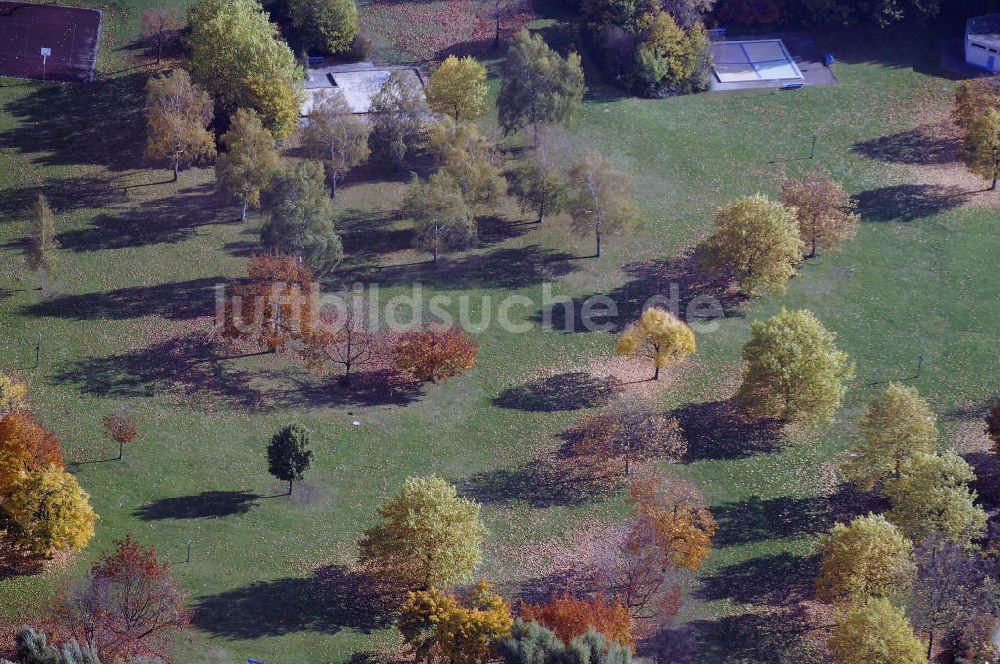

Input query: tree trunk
[331,172,337,198]
[595,227,602,258]
[992,175,997,191]
[343,362,352,387]
[38,267,46,292]
[433,242,439,263]
[156,35,163,64]
[288,478,294,496]
[119,441,124,460]
[654,364,660,381]
[926,629,934,660]
[538,198,545,224]
[241,201,248,222]
[494,14,501,48]
[172,161,179,182]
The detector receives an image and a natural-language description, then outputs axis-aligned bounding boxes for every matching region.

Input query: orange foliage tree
[520,592,632,649]
[628,474,717,572]
[300,310,381,387]
[63,533,189,660]
[223,253,317,352]
[394,327,479,383]
[602,514,684,623]
[0,411,65,491]
[103,412,138,461]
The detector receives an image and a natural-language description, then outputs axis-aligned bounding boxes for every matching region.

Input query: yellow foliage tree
[399,581,513,664]
[629,474,716,572]
[0,371,27,415]
[145,69,216,181]
[616,307,696,380]
[358,475,487,589]
[884,451,987,547]
[735,308,854,425]
[426,55,488,123]
[843,383,938,491]
[961,107,1000,191]
[3,464,98,557]
[816,513,915,602]
[829,597,927,664]
[701,194,803,296]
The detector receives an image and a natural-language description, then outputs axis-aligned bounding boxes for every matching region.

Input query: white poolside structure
[966,14,1000,72]
[711,39,803,83]
[301,62,425,116]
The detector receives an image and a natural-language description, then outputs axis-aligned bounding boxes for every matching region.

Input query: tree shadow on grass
[369,243,580,290]
[461,455,619,508]
[0,72,148,171]
[24,277,221,321]
[133,491,261,521]
[688,604,822,664]
[712,496,834,548]
[493,371,621,412]
[191,565,399,639]
[56,184,230,251]
[852,125,960,165]
[256,367,425,409]
[50,332,265,410]
[533,248,742,334]
[673,399,784,462]
[0,174,130,220]
[696,552,819,606]
[855,183,972,222]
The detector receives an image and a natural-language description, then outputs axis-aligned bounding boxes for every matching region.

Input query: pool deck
[710,34,838,92]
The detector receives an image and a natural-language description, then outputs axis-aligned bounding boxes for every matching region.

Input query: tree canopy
[267,424,314,495]
[3,464,98,557]
[702,194,803,296]
[815,513,915,601]
[828,597,927,664]
[216,108,280,221]
[358,475,487,589]
[286,0,359,55]
[426,55,489,122]
[301,91,371,197]
[498,30,585,138]
[566,154,640,257]
[780,169,858,258]
[260,161,343,275]
[616,307,696,380]
[403,172,474,263]
[145,69,216,180]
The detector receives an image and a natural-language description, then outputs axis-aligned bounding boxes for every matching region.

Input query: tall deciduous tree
[508,125,570,224]
[145,69,216,181]
[0,410,65,492]
[369,71,430,168]
[568,405,686,478]
[843,383,938,491]
[393,327,479,383]
[141,8,180,64]
[815,513,915,601]
[266,424,313,495]
[62,534,189,660]
[216,108,279,221]
[224,253,317,352]
[299,310,379,387]
[701,194,803,296]
[302,92,371,198]
[616,307,696,380]
[962,108,1000,191]
[498,30,585,140]
[735,308,854,425]
[953,79,1000,132]
[428,119,506,210]
[780,169,858,258]
[3,464,98,557]
[628,474,716,572]
[403,172,473,263]
[26,194,57,291]
[261,161,343,275]
[187,0,301,138]
[287,0,359,55]
[884,450,987,547]
[426,55,489,122]
[908,536,997,660]
[828,597,927,664]
[567,154,639,258]
[358,475,487,589]
[601,514,683,623]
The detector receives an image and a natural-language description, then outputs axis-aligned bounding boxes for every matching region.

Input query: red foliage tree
[102,413,137,460]
[0,410,65,490]
[520,592,633,648]
[62,534,188,660]
[300,310,381,387]
[393,327,479,383]
[223,253,317,352]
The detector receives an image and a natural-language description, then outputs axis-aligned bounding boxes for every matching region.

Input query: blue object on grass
[824,53,835,66]
[247,659,267,664]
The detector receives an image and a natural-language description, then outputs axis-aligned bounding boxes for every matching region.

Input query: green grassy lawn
[2,4,998,663]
